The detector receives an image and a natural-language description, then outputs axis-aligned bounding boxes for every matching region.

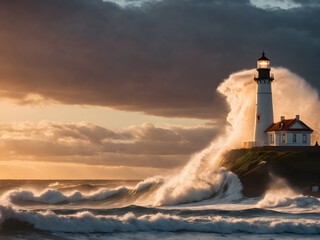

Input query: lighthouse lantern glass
[257,60,270,69]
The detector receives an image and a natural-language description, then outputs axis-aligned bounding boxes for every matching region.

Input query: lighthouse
[253,52,274,146]
[243,52,314,148]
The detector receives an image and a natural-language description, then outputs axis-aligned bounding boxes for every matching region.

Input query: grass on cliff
[221,148,320,177]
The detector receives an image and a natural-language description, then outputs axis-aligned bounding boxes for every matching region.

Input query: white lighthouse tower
[254,52,274,146]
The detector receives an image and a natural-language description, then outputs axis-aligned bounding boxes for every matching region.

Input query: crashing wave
[257,194,320,208]
[0,205,319,234]
[2,187,128,205]
[153,167,242,206]
[256,176,320,209]
[2,177,164,205]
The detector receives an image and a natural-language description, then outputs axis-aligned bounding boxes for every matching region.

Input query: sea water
[0,180,319,240]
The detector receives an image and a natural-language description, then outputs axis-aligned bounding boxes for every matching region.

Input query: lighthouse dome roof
[258,51,269,61]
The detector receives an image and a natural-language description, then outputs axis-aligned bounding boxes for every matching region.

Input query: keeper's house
[265,115,313,146]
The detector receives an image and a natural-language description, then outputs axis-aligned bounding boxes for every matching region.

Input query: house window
[270,134,274,143]
[303,134,307,143]
[256,114,261,122]
[282,134,286,143]
[293,134,297,143]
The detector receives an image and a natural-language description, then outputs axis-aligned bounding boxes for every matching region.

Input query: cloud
[0,121,220,169]
[291,0,320,6]
[0,0,319,119]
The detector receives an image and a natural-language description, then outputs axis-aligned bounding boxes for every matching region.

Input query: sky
[0,0,319,179]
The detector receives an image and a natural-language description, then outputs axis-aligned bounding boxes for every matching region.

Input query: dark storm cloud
[0,0,319,119]
[0,121,220,168]
[291,0,320,6]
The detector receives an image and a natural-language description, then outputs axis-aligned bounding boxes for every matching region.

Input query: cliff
[220,146,320,197]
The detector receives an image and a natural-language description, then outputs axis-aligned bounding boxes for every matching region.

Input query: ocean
[0,179,319,240]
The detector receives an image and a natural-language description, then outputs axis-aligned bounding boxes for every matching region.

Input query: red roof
[265,118,313,133]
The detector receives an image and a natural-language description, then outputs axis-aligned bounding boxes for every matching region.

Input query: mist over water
[257,176,320,209]
[0,68,320,239]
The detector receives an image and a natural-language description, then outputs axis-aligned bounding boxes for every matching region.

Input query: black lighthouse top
[254,51,274,82]
[258,51,269,61]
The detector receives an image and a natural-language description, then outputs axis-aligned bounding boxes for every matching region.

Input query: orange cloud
[0,121,220,169]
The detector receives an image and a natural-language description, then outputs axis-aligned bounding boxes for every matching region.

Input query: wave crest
[0,205,320,234]
[256,177,320,209]
[1,177,164,205]
[2,187,128,205]
[257,194,320,208]
[154,167,242,206]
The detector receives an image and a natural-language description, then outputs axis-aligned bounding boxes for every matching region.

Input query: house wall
[268,131,312,146]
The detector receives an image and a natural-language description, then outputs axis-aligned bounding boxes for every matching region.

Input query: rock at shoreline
[220,147,320,197]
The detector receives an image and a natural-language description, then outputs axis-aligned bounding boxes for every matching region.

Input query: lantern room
[257,51,270,69]
[254,51,273,81]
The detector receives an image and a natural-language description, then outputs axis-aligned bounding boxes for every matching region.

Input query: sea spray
[257,176,320,208]
[152,70,257,206]
[258,193,320,209]
[154,167,242,206]
[219,67,320,145]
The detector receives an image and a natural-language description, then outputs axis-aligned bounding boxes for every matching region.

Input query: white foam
[2,187,129,205]
[48,182,60,187]
[257,193,320,208]
[1,178,166,205]
[134,176,164,192]
[0,205,320,234]
[256,177,320,209]
[154,167,242,206]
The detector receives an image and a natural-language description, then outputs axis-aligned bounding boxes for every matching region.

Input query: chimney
[281,116,285,121]
[296,115,300,121]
